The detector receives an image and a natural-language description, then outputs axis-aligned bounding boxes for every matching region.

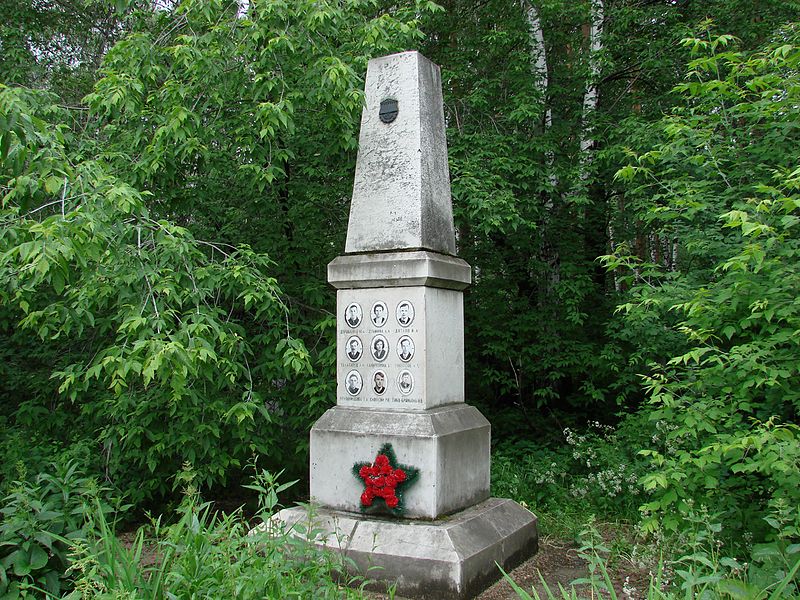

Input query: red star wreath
[352,443,419,516]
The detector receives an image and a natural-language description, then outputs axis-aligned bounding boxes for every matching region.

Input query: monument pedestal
[265,50,537,599]
[311,405,490,519]
[273,499,538,599]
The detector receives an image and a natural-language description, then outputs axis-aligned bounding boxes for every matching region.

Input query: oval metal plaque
[379,98,398,124]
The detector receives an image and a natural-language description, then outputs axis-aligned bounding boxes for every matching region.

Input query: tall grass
[61,470,377,599]
[501,518,800,600]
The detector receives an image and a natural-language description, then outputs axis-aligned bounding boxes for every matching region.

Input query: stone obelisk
[275,51,537,599]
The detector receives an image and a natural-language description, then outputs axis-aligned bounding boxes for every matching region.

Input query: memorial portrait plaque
[345,302,363,328]
[345,369,363,395]
[372,370,387,395]
[371,301,389,327]
[396,301,415,326]
[346,336,363,361]
[397,370,414,395]
[397,336,415,362]
[371,334,389,362]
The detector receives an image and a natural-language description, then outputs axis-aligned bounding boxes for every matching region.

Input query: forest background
[1,0,799,597]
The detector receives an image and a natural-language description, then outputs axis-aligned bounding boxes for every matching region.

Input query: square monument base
[270,498,538,599]
[311,404,491,519]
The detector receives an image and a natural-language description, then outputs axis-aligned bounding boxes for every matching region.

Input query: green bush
[0,85,305,505]
[491,418,648,532]
[0,460,118,598]
[605,28,800,542]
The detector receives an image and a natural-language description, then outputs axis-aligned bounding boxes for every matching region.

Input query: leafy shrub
[606,28,800,542]
[0,429,100,501]
[0,460,118,598]
[492,418,648,530]
[0,85,306,505]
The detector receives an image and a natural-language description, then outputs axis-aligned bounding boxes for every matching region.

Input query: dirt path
[368,534,653,600]
[478,537,591,599]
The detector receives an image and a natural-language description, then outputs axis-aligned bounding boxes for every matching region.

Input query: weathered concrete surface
[328,251,471,291]
[310,405,490,519]
[271,498,539,599]
[345,51,455,255]
[335,286,465,411]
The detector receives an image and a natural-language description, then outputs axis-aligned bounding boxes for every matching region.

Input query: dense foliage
[1,0,438,505]
[608,28,800,541]
[1,0,799,596]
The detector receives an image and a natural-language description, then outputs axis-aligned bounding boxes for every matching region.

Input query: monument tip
[345,50,456,255]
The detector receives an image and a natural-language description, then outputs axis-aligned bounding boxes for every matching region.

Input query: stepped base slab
[271,498,538,599]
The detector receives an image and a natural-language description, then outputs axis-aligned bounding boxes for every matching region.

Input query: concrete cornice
[327,250,471,290]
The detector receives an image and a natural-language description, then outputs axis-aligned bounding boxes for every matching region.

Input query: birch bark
[522,0,556,191]
[523,0,551,130]
[521,0,560,295]
[577,0,604,188]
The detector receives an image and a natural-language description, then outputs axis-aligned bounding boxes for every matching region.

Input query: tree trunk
[521,0,553,197]
[575,0,604,192]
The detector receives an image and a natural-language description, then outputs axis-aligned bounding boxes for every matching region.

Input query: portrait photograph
[345,335,363,361]
[397,370,414,395]
[371,334,389,361]
[344,302,362,328]
[372,370,387,395]
[397,335,415,362]
[370,301,388,327]
[396,301,415,326]
[345,369,362,395]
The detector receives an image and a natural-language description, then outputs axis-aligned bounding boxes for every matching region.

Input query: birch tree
[522,0,551,133]
[575,0,603,196]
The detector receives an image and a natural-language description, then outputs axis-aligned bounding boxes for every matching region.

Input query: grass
[57,474,392,599]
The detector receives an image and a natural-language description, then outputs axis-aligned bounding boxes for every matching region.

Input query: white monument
[274,51,537,598]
